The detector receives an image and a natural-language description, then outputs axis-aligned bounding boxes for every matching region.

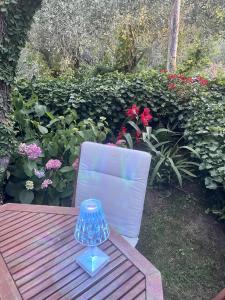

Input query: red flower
[136,130,141,143]
[142,107,150,115]
[160,69,167,73]
[184,77,193,84]
[117,126,127,140]
[196,76,208,86]
[140,108,153,126]
[168,83,176,90]
[126,104,140,119]
[177,74,186,81]
[168,74,177,80]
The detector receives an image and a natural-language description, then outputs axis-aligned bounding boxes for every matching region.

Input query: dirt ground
[137,184,225,300]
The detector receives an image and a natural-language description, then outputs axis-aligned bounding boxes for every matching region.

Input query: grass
[137,184,225,300]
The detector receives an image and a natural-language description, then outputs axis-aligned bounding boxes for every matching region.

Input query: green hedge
[14,71,225,194]
[14,71,198,132]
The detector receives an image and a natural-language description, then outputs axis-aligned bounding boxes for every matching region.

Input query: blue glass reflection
[75,199,110,246]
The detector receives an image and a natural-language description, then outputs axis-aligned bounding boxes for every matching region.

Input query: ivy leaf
[34,104,47,117]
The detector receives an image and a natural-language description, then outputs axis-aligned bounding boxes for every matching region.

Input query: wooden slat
[23,244,118,300]
[5,222,75,263]
[134,290,146,300]
[1,215,72,255]
[6,228,73,267]
[52,253,124,300]
[121,279,146,300]
[0,211,23,224]
[2,216,75,257]
[19,243,115,293]
[0,213,48,241]
[110,230,159,277]
[74,261,134,300]
[12,238,79,278]
[0,254,22,300]
[106,272,145,299]
[9,234,74,271]
[89,266,139,300]
[15,241,83,287]
[0,212,38,233]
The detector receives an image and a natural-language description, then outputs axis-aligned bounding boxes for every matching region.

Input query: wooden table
[0,203,163,300]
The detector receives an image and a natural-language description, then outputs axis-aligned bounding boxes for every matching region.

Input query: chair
[73,141,151,247]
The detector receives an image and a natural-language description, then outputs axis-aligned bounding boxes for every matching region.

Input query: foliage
[0,0,42,83]
[12,70,225,216]
[184,92,225,190]
[16,0,225,79]
[6,93,110,205]
[0,0,42,197]
[15,70,212,134]
[116,104,199,187]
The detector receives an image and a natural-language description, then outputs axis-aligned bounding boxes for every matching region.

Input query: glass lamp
[74,199,110,276]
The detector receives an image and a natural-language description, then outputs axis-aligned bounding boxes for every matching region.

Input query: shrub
[6,95,110,206]
[116,104,199,187]
[185,92,225,190]
[13,70,225,216]
[14,70,202,132]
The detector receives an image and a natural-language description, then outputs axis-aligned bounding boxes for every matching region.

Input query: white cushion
[75,142,151,239]
[122,236,139,247]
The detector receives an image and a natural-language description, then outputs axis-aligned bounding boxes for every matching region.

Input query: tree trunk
[167,0,181,72]
[0,11,10,202]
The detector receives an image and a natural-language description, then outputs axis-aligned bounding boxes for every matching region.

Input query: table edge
[0,254,22,300]
[146,273,164,300]
[0,203,79,215]
[109,230,161,277]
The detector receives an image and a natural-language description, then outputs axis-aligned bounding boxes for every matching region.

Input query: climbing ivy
[0,0,42,82]
[0,0,42,196]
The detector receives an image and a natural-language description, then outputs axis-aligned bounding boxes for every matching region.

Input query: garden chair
[72,141,151,247]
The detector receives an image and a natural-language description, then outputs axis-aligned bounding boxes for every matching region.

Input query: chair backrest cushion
[75,142,151,238]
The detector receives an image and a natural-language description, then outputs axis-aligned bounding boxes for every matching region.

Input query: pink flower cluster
[45,159,62,170]
[18,143,42,160]
[41,179,53,189]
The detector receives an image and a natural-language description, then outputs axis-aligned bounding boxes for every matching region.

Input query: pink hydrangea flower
[72,158,79,171]
[41,179,53,189]
[34,169,45,178]
[24,144,42,160]
[45,159,62,170]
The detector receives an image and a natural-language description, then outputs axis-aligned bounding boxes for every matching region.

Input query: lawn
[137,183,225,300]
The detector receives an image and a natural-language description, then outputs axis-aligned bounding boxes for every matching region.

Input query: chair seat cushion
[121,235,139,247]
[75,142,151,238]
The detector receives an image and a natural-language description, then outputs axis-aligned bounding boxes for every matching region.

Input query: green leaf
[180,146,200,158]
[124,133,133,149]
[19,190,34,204]
[23,161,37,177]
[38,125,48,134]
[127,121,141,133]
[149,157,165,186]
[34,104,47,117]
[168,157,182,187]
[60,166,74,173]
